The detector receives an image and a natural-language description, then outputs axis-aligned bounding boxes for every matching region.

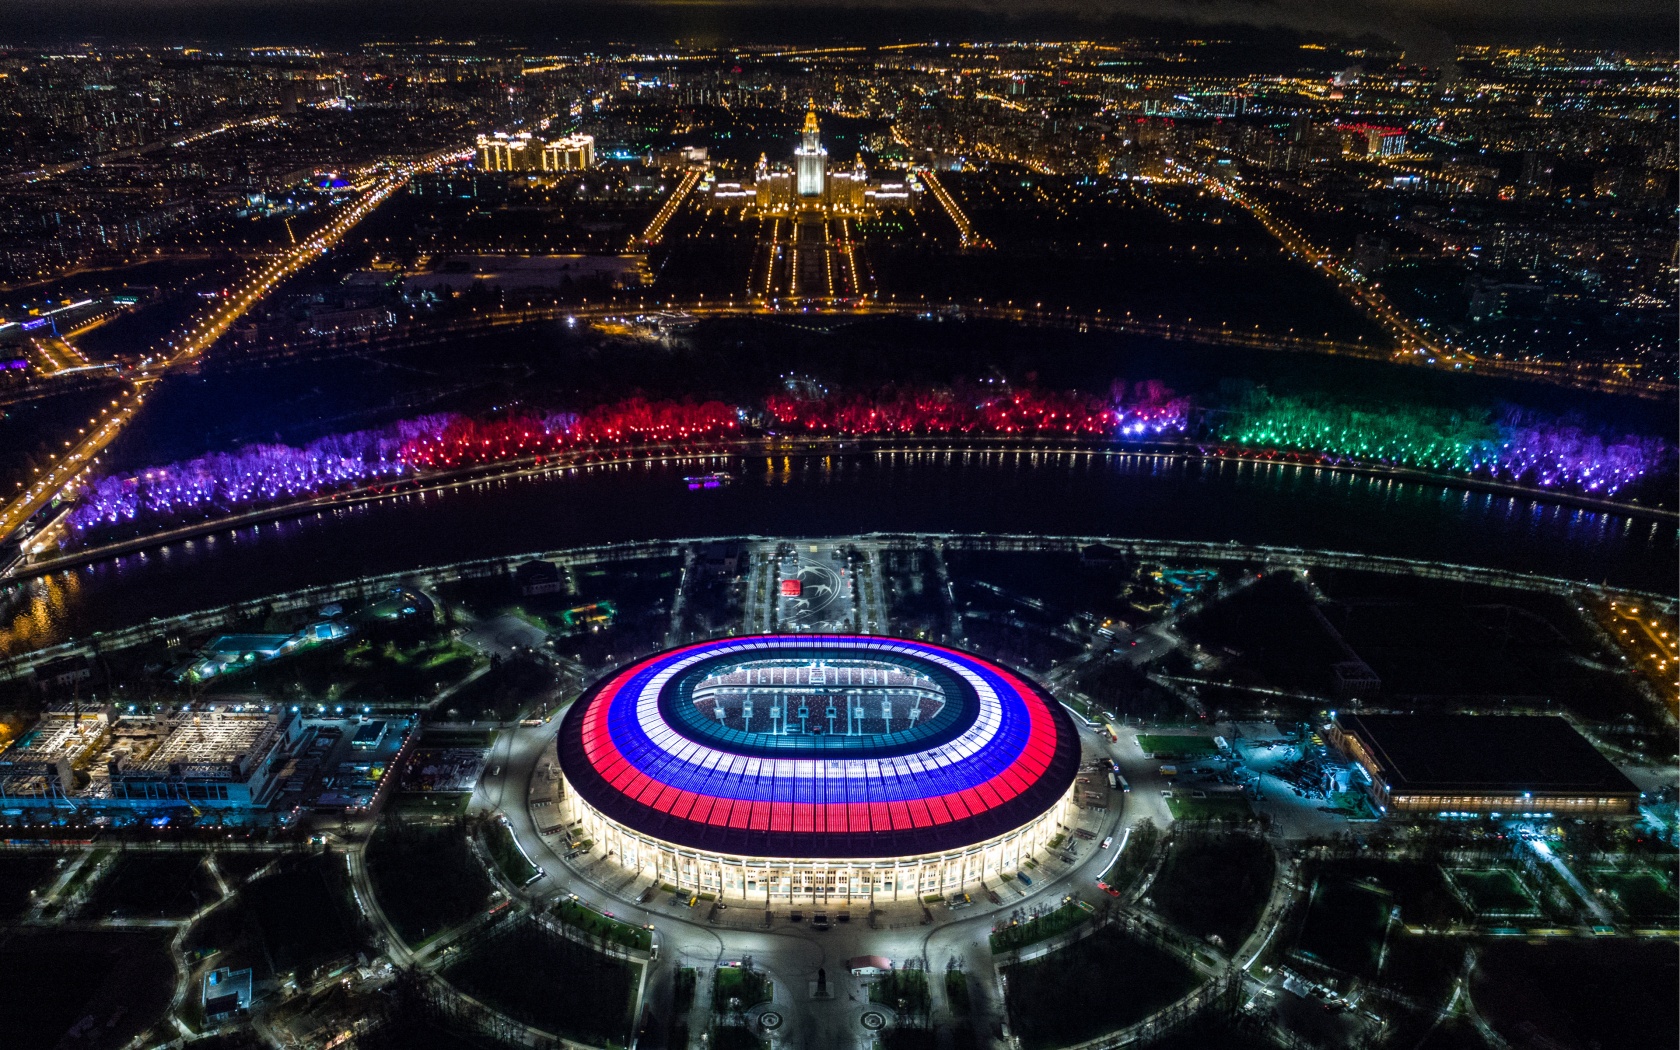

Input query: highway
[1191,168,1664,399]
[635,168,704,248]
[4,529,1670,685]
[917,168,991,249]
[5,114,282,186]
[0,146,468,548]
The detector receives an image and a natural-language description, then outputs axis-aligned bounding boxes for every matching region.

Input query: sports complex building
[555,636,1081,901]
[1329,713,1642,818]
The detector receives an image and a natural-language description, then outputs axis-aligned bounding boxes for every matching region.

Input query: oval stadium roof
[556,635,1081,859]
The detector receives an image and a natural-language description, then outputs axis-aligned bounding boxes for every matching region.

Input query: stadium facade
[556,636,1081,901]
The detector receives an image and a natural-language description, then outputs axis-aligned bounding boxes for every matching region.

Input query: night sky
[0,0,1673,49]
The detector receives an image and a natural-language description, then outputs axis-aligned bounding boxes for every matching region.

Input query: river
[1,448,1671,655]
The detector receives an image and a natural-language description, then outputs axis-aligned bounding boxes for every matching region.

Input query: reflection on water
[1,449,1671,657]
[0,571,81,657]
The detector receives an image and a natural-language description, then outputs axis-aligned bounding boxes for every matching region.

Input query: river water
[1,448,1672,655]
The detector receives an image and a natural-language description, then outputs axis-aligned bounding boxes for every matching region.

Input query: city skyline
[0,0,1674,49]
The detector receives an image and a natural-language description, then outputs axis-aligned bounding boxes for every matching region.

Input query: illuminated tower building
[795,105,827,199]
[753,152,792,210]
[541,134,595,171]
[476,131,595,172]
[829,153,869,211]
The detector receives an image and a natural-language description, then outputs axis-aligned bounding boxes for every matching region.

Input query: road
[0,146,467,548]
[6,530,1668,687]
[6,113,282,186]
[635,168,704,248]
[1191,168,1660,399]
[918,168,991,250]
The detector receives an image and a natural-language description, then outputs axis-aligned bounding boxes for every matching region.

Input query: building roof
[207,634,292,656]
[1337,714,1639,797]
[515,559,562,581]
[203,967,253,1013]
[558,635,1079,859]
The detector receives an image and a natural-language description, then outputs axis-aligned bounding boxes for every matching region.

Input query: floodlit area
[691,658,945,735]
[0,705,418,815]
[0,707,289,808]
[136,710,283,772]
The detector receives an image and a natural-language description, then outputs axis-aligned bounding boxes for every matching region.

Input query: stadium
[555,635,1081,902]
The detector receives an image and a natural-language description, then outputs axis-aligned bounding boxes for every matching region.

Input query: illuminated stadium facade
[556,636,1081,902]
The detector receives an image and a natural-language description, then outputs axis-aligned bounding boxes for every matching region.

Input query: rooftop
[1337,714,1640,797]
[207,634,293,655]
[203,967,253,1015]
[0,710,110,766]
[143,711,282,772]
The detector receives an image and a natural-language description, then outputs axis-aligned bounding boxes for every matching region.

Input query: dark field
[1002,927,1201,1050]
[1182,568,1659,741]
[1073,659,1182,722]
[0,852,61,920]
[1473,940,1680,1050]
[0,929,175,1050]
[1146,832,1276,952]
[444,653,555,723]
[1288,858,1473,1012]
[445,918,640,1048]
[947,549,1150,629]
[350,974,512,1050]
[960,615,1084,675]
[1140,1013,1278,1050]
[366,821,494,946]
[886,175,1387,345]
[184,853,362,983]
[243,854,362,977]
[1315,571,1653,723]
[1179,573,1349,696]
[82,850,219,920]
[1295,875,1390,978]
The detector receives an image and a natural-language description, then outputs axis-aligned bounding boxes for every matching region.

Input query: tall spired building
[709,102,917,220]
[794,105,827,198]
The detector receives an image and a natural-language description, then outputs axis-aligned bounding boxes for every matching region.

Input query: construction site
[0,706,297,811]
